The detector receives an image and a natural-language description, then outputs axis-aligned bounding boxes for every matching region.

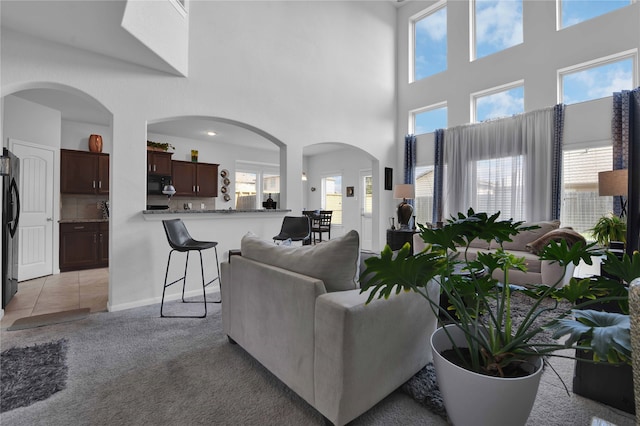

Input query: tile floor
[0,267,108,328]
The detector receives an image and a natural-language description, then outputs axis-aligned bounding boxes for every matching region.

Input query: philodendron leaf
[549,309,631,362]
[601,251,640,284]
[538,240,598,268]
[360,243,445,304]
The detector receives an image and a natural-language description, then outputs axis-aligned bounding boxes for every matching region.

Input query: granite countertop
[142,209,291,214]
[59,219,109,223]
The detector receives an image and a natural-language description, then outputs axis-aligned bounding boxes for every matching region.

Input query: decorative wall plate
[224,194,231,201]
[220,169,229,178]
[223,177,231,186]
[220,186,228,194]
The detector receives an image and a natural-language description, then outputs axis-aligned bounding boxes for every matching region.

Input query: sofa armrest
[313,281,439,425]
[221,256,327,404]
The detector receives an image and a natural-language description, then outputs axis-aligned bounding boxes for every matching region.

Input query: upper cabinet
[172,161,218,197]
[61,149,109,195]
[147,150,173,175]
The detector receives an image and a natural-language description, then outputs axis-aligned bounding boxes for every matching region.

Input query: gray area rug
[7,308,90,331]
[1,339,68,413]
[0,296,635,426]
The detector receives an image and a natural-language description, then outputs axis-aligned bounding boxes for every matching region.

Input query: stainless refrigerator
[2,148,20,308]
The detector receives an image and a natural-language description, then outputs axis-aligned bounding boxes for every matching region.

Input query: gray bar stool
[161,219,220,318]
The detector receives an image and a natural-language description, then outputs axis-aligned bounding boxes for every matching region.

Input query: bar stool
[161,219,221,318]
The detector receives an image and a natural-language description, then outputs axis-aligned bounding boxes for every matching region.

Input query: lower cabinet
[60,222,109,271]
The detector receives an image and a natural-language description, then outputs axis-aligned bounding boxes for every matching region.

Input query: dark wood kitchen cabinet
[172,161,218,197]
[147,150,173,175]
[60,222,109,271]
[61,149,109,195]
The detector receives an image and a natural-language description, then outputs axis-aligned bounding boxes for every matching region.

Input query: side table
[386,228,418,254]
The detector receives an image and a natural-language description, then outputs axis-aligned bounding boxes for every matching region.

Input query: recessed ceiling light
[207,131,216,136]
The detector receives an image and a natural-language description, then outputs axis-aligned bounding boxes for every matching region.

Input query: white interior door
[360,170,373,251]
[10,139,55,281]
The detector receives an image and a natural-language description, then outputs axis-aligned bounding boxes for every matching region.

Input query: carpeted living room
[1,1,640,425]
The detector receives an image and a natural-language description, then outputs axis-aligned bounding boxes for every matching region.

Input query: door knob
[46,217,53,221]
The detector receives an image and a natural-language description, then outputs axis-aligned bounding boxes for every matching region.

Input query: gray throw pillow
[241,229,360,293]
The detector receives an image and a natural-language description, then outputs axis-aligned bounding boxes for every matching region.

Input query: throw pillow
[496,220,561,251]
[525,228,587,255]
[241,229,360,293]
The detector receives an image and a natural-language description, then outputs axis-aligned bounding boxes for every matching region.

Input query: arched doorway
[1,83,112,323]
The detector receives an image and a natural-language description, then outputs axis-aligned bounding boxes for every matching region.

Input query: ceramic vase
[89,134,103,153]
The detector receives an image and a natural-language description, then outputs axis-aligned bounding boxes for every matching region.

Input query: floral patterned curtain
[551,104,565,220]
[612,87,640,252]
[432,129,444,224]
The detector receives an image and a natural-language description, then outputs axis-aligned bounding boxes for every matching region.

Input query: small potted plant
[360,210,631,425]
[146,140,175,152]
[589,214,627,247]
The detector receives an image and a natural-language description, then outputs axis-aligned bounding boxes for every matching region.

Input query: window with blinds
[560,146,613,236]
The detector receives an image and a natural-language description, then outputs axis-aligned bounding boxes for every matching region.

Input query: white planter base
[431,324,543,426]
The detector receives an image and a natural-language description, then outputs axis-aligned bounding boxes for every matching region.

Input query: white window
[560,146,613,237]
[559,0,632,29]
[413,103,448,134]
[559,52,637,105]
[322,174,342,225]
[411,1,447,82]
[472,0,523,60]
[235,162,279,209]
[472,81,524,122]
[414,165,435,225]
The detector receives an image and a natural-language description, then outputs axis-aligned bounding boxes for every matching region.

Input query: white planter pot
[431,324,544,426]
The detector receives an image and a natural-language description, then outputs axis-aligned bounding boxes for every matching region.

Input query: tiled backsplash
[61,194,109,220]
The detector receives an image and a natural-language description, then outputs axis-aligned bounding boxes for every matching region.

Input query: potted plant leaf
[360,209,631,426]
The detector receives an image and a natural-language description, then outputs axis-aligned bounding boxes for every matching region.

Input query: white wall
[1,1,397,310]
[61,120,112,153]
[121,0,189,76]
[4,95,61,149]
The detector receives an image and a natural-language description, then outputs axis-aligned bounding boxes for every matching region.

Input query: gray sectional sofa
[220,230,439,426]
[413,220,586,287]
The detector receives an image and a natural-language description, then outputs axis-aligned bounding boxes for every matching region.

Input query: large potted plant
[535,251,638,413]
[360,210,631,426]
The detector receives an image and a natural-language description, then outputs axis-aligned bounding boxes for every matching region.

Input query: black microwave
[147,174,172,195]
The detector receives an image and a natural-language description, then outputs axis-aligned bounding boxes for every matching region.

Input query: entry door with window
[10,139,55,281]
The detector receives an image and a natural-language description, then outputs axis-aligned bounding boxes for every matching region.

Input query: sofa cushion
[241,229,360,293]
[493,220,560,251]
[525,228,586,255]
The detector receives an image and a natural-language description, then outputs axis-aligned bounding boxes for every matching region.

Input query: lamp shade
[598,170,628,196]
[393,184,415,200]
